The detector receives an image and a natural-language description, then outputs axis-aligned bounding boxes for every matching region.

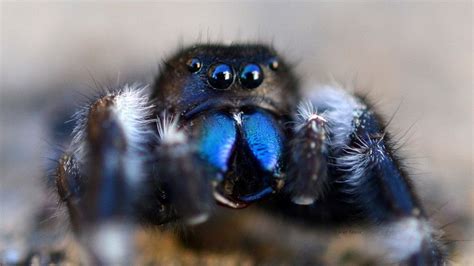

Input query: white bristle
[156,112,186,145]
[306,84,365,151]
[69,83,153,184]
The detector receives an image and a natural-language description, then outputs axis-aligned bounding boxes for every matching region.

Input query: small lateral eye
[268,58,279,71]
[239,64,264,89]
[186,58,202,73]
[208,63,234,90]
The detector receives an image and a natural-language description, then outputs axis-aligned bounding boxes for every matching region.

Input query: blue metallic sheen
[242,110,284,172]
[238,186,274,202]
[360,111,416,216]
[377,148,415,214]
[198,113,237,175]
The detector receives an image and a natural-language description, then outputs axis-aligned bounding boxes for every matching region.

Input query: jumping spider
[40,44,445,264]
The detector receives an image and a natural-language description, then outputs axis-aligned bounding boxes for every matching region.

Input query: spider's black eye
[186,58,202,73]
[268,58,279,71]
[208,63,234,90]
[239,64,264,89]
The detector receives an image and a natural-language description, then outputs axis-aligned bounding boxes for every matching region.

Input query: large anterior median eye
[208,63,234,90]
[239,64,264,89]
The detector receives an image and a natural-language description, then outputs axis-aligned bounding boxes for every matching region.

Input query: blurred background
[1,2,472,264]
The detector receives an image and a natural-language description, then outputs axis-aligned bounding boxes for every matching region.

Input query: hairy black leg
[55,85,219,263]
[55,154,83,233]
[148,113,213,225]
[286,101,330,205]
[55,84,154,264]
[282,85,445,264]
[319,85,445,264]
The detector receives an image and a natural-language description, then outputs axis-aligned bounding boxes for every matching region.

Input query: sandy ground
[1,2,472,264]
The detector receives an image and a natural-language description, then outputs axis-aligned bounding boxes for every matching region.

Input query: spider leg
[55,84,154,264]
[286,85,445,264]
[148,113,213,225]
[54,84,217,263]
[286,100,330,205]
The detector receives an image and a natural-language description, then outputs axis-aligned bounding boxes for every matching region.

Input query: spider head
[154,44,299,118]
[153,44,299,208]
